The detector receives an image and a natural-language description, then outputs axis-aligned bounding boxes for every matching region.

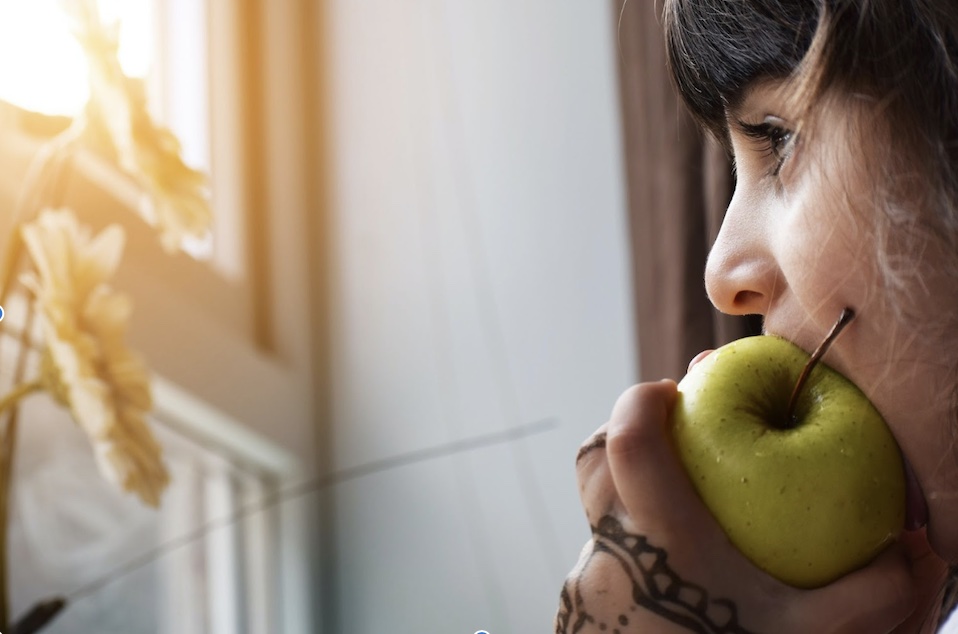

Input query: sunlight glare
[0,0,153,116]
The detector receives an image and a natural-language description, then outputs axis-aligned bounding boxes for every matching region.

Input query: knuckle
[575,430,607,467]
[610,383,645,418]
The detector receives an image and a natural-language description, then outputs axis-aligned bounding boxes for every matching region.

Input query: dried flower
[22,208,169,506]
[62,0,212,253]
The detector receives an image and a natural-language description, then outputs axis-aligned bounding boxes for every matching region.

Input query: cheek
[774,182,879,315]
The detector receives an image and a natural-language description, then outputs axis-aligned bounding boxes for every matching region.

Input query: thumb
[796,543,915,633]
[605,379,722,536]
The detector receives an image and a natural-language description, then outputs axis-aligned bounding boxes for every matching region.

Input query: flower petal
[22,209,169,506]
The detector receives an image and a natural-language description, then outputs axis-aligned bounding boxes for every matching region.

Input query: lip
[903,456,929,531]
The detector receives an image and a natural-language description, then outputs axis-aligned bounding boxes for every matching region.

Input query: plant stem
[0,379,43,629]
[0,126,78,303]
[0,409,19,632]
[0,123,79,629]
[0,382,44,420]
[0,299,40,630]
[11,597,67,634]
[786,307,856,427]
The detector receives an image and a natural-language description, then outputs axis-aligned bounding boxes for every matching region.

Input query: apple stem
[785,308,856,428]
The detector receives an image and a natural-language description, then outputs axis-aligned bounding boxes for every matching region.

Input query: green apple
[671,335,905,589]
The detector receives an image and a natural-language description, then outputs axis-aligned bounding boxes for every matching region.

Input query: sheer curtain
[612,0,755,381]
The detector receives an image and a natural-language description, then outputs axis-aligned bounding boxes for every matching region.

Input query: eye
[736,117,796,177]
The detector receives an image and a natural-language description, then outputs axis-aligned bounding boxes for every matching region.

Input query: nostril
[733,290,764,310]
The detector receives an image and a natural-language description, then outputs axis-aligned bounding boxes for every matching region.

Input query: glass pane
[9,395,278,633]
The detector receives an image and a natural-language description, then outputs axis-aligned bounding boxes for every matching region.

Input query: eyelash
[738,121,795,177]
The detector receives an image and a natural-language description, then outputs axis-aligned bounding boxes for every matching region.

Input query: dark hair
[663,1,818,140]
[664,0,958,229]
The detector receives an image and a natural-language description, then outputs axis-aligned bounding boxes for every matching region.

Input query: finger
[575,424,608,469]
[604,380,719,536]
[564,538,596,580]
[576,454,619,528]
[796,543,915,633]
[898,527,948,583]
[574,423,621,527]
[687,349,714,374]
[892,529,949,633]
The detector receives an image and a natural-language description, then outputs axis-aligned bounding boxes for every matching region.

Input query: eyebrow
[723,76,792,124]
[724,91,752,122]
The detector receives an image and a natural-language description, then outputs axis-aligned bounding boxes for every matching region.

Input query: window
[0,1,321,631]
[12,398,285,633]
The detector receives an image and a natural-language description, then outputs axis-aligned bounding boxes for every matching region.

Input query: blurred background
[0,1,743,632]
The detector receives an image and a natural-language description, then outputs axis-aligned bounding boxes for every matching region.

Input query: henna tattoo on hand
[576,432,607,465]
[555,516,757,634]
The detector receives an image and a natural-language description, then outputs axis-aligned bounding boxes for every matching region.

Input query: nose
[704,190,782,317]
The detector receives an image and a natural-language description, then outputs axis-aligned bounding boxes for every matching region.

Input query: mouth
[903,457,929,531]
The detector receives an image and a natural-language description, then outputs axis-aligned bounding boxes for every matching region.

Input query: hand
[555,380,926,633]
[891,529,950,633]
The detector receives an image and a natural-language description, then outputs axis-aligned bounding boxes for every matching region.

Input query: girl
[558,1,958,632]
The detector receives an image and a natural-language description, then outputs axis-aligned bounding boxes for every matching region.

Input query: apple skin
[671,335,905,589]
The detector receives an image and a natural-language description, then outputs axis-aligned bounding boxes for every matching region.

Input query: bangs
[663,0,820,140]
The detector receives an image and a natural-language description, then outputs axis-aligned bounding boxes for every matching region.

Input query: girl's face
[710,79,958,563]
